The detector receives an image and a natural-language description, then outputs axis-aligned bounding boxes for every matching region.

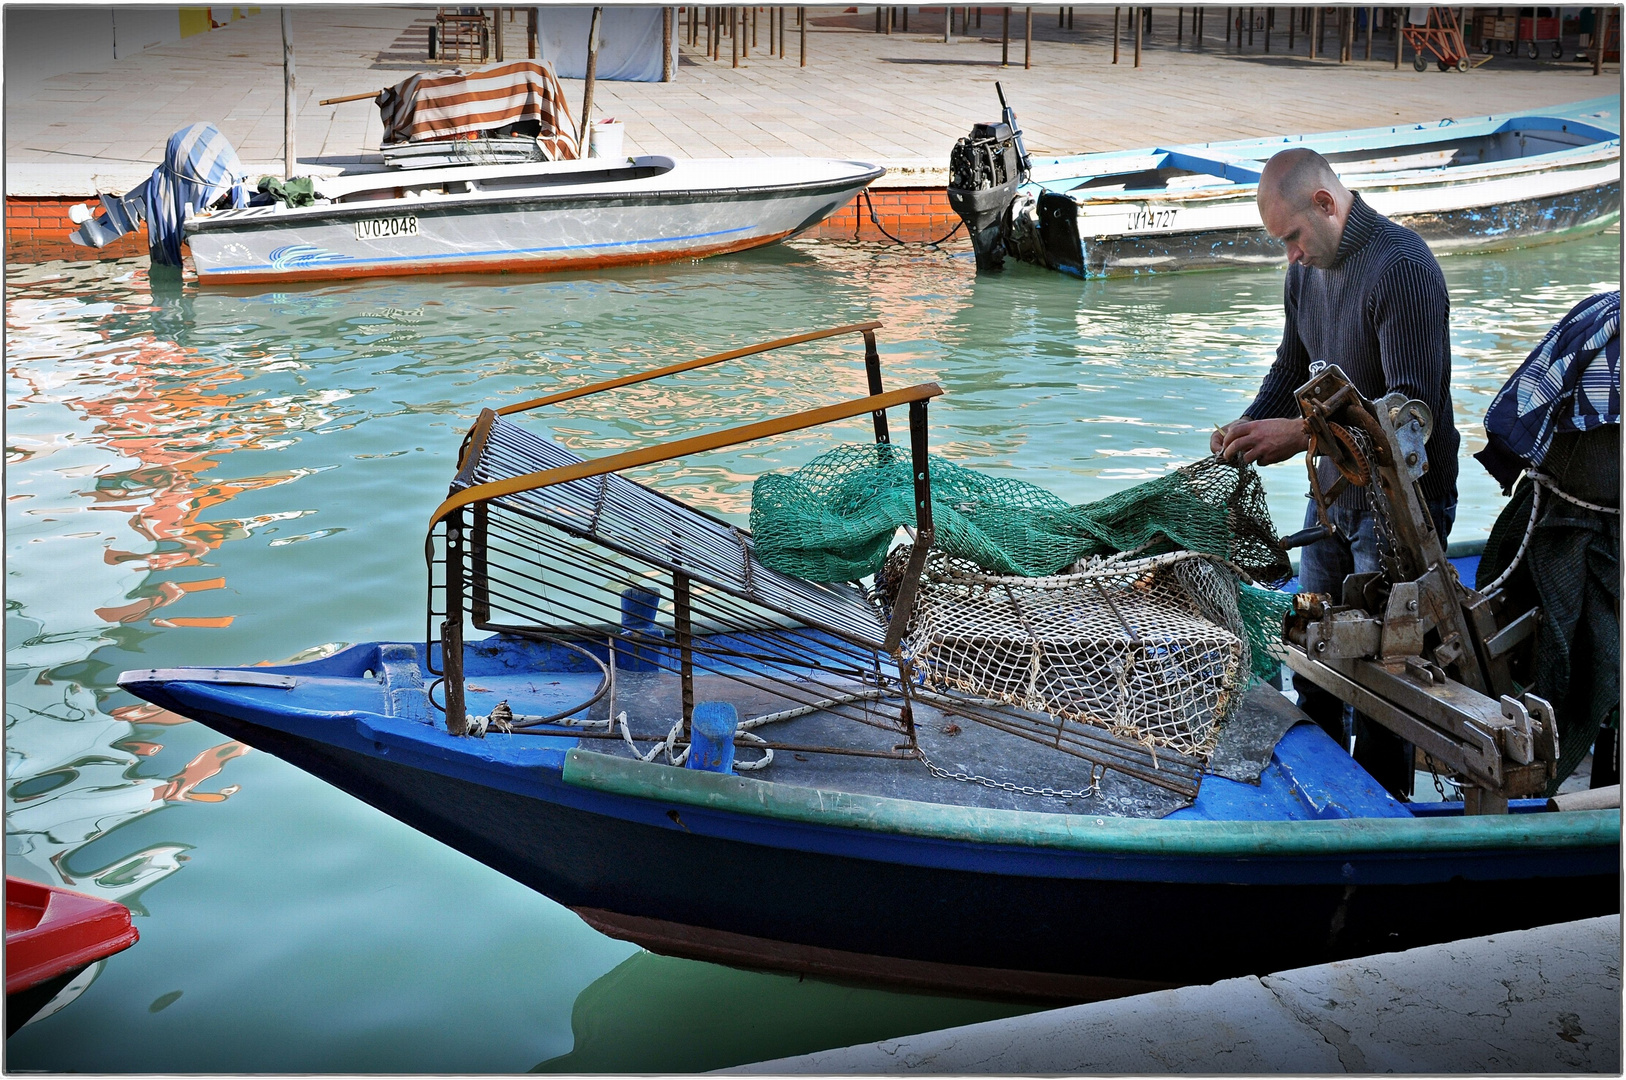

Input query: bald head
[1258,148,1349,212]
[1256,148,1354,269]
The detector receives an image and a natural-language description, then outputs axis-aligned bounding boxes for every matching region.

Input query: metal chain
[1346,424,1408,581]
[917,745,1102,801]
[1422,751,1449,800]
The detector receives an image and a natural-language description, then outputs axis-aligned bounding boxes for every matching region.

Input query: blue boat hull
[124,650,1620,1002]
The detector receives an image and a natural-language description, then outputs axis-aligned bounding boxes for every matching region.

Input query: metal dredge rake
[425,323,1203,797]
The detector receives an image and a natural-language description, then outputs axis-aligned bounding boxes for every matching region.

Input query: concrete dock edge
[725,915,1622,1074]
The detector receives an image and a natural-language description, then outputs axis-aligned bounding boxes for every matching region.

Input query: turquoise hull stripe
[561,748,1620,856]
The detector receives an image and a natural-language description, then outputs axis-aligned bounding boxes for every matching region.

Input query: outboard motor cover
[947,121,1023,273]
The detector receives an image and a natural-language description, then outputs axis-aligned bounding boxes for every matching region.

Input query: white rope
[467,699,613,737]
[1528,469,1621,515]
[1482,469,1618,596]
[620,711,664,762]
[468,678,888,775]
[738,688,890,728]
[1481,481,1543,596]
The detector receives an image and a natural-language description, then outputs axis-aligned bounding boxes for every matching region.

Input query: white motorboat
[65,59,883,285]
[185,154,881,285]
[70,145,881,286]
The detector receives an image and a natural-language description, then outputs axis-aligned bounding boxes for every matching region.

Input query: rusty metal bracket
[883,399,937,656]
[863,328,890,445]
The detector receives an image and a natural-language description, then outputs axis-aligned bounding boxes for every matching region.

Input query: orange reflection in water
[151,742,252,803]
[10,310,328,628]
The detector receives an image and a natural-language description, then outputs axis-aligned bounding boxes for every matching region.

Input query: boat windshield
[321,157,679,205]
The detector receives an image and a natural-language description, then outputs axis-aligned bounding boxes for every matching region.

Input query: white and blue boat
[118,323,1619,1001]
[951,96,1621,277]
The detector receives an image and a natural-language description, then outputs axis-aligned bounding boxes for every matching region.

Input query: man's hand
[1214,417,1309,466]
[1209,420,1241,456]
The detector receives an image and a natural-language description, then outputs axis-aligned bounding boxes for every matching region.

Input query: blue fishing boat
[119,323,1619,1001]
[948,95,1621,277]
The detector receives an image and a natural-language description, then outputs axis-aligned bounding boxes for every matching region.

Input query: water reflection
[3,228,1618,1067]
[532,949,1030,1074]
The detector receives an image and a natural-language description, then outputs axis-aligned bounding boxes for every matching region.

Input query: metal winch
[1281,364,1558,814]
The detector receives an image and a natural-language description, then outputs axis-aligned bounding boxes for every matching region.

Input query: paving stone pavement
[726,915,1623,1074]
[5,4,1617,195]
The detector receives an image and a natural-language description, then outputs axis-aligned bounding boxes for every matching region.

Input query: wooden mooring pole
[1595,5,1613,74]
[281,7,296,177]
[1002,5,1010,64]
[800,4,806,65]
[1025,5,1032,66]
[663,6,674,79]
[1113,6,1121,61]
[581,5,602,142]
[1134,4,1143,64]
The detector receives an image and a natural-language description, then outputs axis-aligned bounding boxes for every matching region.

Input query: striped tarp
[376,60,580,160]
[147,122,251,265]
[1476,290,1621,490]
[69,122,250,266]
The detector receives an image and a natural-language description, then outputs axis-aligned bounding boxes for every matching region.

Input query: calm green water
[5,230,1619,1072]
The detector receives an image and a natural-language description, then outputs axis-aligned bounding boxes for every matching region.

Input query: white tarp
[536,6,676,82]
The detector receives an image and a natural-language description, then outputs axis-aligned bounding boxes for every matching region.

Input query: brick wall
[7,197,145,262]
[5,186,958,264]
[807,186,960,243]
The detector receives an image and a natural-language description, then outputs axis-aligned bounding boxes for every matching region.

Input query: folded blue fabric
[1475,290,1620,492]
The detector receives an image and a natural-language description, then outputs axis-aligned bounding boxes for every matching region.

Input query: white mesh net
[886,547,1254,760]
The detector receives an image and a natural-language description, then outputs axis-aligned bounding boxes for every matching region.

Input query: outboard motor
[946,82,1030,272]
[67,122,251,266]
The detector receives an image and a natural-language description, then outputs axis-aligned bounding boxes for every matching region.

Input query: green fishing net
[750,443,1293,685]
[751,442,1290,584]
[1238,582,1297,683]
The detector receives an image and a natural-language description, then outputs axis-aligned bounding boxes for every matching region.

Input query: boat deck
[438,634,1412,823]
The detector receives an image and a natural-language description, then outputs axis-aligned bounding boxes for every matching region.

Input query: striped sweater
[1246,194,1459,512]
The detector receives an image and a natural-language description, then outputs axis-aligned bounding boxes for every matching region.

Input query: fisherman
[1210,147,1459,797]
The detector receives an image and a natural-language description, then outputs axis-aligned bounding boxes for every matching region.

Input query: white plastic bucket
[588,119,625,160]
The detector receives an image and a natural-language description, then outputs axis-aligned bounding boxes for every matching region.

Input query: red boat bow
[6,878,138,996]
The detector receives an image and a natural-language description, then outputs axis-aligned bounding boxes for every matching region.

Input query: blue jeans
[1296,498,1457,599]
[1294,497,1456,796]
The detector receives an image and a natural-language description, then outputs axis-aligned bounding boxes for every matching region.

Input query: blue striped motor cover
[145,122,251,266]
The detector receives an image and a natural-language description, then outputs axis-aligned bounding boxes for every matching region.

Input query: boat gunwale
[559,746,1620,857]
[1027,100,1618,177]
[185,166,886,235]
[1047,143,1622,209]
